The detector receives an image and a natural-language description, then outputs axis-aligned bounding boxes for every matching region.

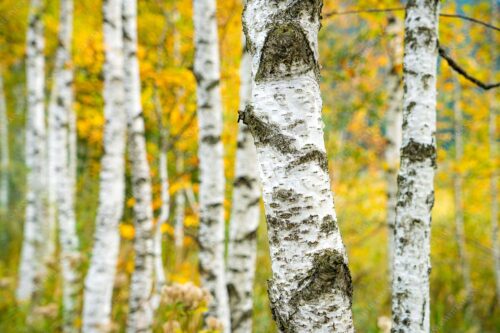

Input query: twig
[324,7,404,18]
[438,46,500,90]
[440,13,500,32]
[324,8,500,32]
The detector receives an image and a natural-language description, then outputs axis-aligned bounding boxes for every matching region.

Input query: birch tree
[17,0,50,302]
[391,1,439,332]
[152,89,168,311]
[226,32,261,333]
[384,15,403,282]
[242,1,354,331]
[151,8,170,311]
[47,0,79,330]
[82,0,126,330]
[0,72,8,210]
[489,0,500,304]
[193,0,230,329]
[122,0,155,331]
[452,81,473,307]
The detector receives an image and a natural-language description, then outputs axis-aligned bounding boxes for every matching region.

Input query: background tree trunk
[489,0,500,305]
[227,30,261,333]
[391,1,439,332]
[47,0,79,330]
[193,0,230,329]
[17,0,50,302]
[82,0,126,330]
[0,72,9,210]
[452,80,474,308]
[242,1,354,331]
[123,0,155,331]
[384,15,403,283]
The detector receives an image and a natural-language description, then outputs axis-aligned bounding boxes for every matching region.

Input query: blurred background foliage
[0,0,499,332]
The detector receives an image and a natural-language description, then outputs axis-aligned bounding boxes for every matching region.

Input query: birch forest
[1,0,500,332]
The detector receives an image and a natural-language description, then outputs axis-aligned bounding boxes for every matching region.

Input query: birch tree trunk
[0,72,9,210]
[17,0,50,302]
[82,0,126,330]
[173,9,186,261]
[150,8,170,312]
[489,0,500,304]
[123,0,155,331]
[193,0,230,329]
[452,81,473,308]
[47,0,79,330]
[174,156,185,257]
[152,89,168,311]
[227,31,261,333]
[391,1,439,332]
[242,1,354,331]
[384,15,403,283]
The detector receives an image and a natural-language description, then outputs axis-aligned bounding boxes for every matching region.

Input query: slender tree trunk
[82,0,126,330]
[391,1,439,332]
[47,0,79,330]
[173,8,186,261]
[193,0,230,329]
[150,8,170,313]
[226,30,261,333]
[174,156,185,257]
[452,81,474,308]
[489,0,500,304]
[152,88,168,311]
[17,0,50,302]
[242,1,354,331]
[0,72,9,210]
[123,0,155,331]
[384,15,403,283]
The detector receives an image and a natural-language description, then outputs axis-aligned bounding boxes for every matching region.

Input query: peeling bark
[193,0,230,330]
[391,1,439,332]
[123,0,155,331]
[47,0,80,331]
[82,0,126,331]
[17,0,50,302]
[227,28,261,333]
[242,1,354,331]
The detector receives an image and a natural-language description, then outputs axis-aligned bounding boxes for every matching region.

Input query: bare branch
[324,8,500,32]
[438,46,500,90]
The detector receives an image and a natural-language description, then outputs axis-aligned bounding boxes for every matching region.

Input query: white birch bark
[47,0,79,330]
[123,1,155,332]
[489,0,500,304]
[17,0,50,302]
[452,81,473,307]
[391,1,439,332]
[193,0,230,330]
[242,1,354,331]
[82,0,126,330]
[384,15,403,282]
[227,32,261,333]
[0,72,9,210]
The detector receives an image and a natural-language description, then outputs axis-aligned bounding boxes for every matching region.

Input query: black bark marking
[288,149,328,173]
[240,105,297,155]
[320,215,338,234]
[256,23,316,82]
[401,139,436,166]
[267,249,353,332]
